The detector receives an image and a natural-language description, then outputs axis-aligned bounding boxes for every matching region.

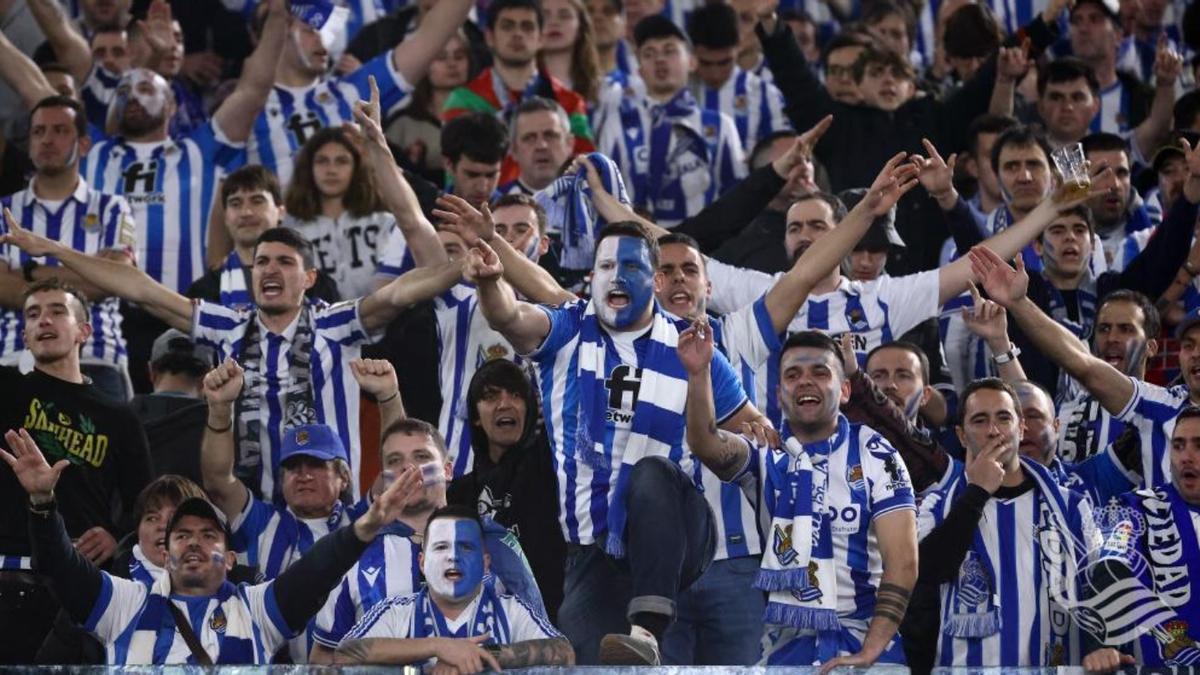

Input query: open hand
[0,429,69,502]
[2,208,60,257]
[433,194,495,246]
[356,465,423,539]
[137,0,177,56]
[820,650,879,675]
[863,151,920,216]
[677,318,714,376]
[968,246,1028,308]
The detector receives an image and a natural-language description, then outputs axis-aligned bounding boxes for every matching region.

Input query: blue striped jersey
[81,65,122,131]
[83,120,246,292]
[283,211,396,299]
[734,419,916,621]
[694,68,790,155]
[373,222,415,279]
[706,263,940,426]
[917,478,1095,667]
[986,0,1044,36]
[1056,388,1128,465]
[343,586,561,644]
[250,53,411,187]
[1114,377,1191,488]
[431,284,520,478]
[0,179,136,365]
[1092,79,1136,135]
[594,92,746,228]
[191,299,379,500]
[530,299,749,548]
[312,529,423,649]
[82,574,291,664]
[231,497,352,582]
[1111,226,1156,273]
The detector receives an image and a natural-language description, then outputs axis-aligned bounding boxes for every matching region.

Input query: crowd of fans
[1,0,1200,670]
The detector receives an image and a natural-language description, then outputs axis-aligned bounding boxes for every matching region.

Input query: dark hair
[943,4,1002,59]
[633,14,689,48]
[22,277,90,323]
[511,96,571,146]
[153,352,211,379]
[821,29,875,63]
[990,124,1054,175]
[1173,405,1200,432]
[424,504,484,541]
[133,475,206,524]
[958,377,1021,425]
[467,358,535,423]
[41,62,74,80]
[1174,91,1200,131]
[29,95,87,138]
[594,220,660,268]
[381,418,449,461]
[221,165,282,208]
[865,340,931,384]
[967,114,1018,158]
[407,30,477,121]
[487,0,543,31]
[687,3,739,49]
[779,330,845,370]
[285,128,382,221]
[1038,57,1100,97]
[749,130,798,170]
[255,227,316,270]
[779,8,816,26]
[1081,131,1128,158]
[657,231,702,251]
[491,192,549,234]
[442,113,509,165]
[1039,204,1094,243]
[1097,289,1161,339]
[549,0,602,103]
[792,191,849,222]
[90,23,126,40]
[852,44,916,83]
[861,0,914,46]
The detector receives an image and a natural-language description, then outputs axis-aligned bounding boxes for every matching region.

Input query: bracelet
[206,419,233,433]
[29,493,55,515]
[377,391,399,404]
[992,345,1022,365]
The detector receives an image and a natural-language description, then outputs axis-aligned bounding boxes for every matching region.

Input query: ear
[537,235,550,258]
[955,424,967,449]
[1032,238,1044,256]
[705,277,712,298]
[838,377,851,405]
[686,51,697,74]
[78,133,92,156]
[443,459,452,481]
[653,270,666,293]
[77,321,94,344]
[483,552,492,573]
[961,154,979,179]
[1146,338,1160,359]
[303,268,317,290]
[418,551,425,568]
[919,384,933,407]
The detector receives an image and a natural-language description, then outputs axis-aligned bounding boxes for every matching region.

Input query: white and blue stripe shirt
[1114,377,1191,488]
[250,53,411,188]
[83,120,245,293]
[530,299,749,549]
[191,299,380,500]
[284,210,396,299]
[693,68,790,155]
[373,221,415,280]
[82,574,291,664]
[343,585,560,644]
[0,178,135,366]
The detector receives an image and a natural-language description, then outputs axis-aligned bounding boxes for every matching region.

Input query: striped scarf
[412,583,509,642]
[756,422,843,643]
[575,302,687,558]
[534,152,629,270]
[218,252,253,309]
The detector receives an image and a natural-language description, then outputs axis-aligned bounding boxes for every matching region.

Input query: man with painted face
[916,378,1102,667]
[2,425,425,664]
[681,329,917,668]
[468,220,771,665]
[330,505,574,669]
[0,95,137,401]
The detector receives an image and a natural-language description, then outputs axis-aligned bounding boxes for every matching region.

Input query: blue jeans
[661,555,766,665]
[558,456,717,665]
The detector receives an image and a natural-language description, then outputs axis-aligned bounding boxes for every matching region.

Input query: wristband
[29,492,56,515]
[992,345,1022,365]
[377,390,399,404]
[206,419,233,433]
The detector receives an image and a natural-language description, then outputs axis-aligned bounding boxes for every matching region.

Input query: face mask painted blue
[591,236,656,329]
[423,518,485,601]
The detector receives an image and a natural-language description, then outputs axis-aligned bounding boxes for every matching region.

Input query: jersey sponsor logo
[827,503,862,534]
[22,399,110,468]
[121,160,159,195]
[362,565,381,587]
[286,111,323,147]
[604,364,642,425]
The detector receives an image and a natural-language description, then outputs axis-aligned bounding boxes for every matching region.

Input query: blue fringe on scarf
[943,609,1002,638]
[754,568,814,592]
[763,602,842,632]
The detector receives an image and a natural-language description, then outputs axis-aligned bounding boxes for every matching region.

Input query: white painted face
[107,67,169,133]
[590,235,656,329]
[422,518,485,602]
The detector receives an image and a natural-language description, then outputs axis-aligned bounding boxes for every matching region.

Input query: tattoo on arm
[873,582,912,626]
[333,638,376,664]
[496,638,575,667]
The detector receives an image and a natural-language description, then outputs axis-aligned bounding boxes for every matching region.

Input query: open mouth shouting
[260,279,285,300]
[606,289,631,311]
[494,414,519,430]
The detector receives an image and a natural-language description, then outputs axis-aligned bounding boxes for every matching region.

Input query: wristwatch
[992,346,1022,365]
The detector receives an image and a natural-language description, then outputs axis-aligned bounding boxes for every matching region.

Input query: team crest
[208,607,227,633]
[296,430,310,445]
[790,561,823,602]
[1162,620,1197,661]
[316,91,333,104]
[702,124,717,138]
[83,213,100,231]
[846,464,866,492]
[847,308,869,332]
[733,94,747,111]
[772,523,798,566]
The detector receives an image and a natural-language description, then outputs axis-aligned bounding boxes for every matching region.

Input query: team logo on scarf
[209,607,227,633]
[773,523,798,567]
[791,561,823,603]
[1162,620,1198,661]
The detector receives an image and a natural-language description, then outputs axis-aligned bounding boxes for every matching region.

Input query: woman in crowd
[540,0,602,106]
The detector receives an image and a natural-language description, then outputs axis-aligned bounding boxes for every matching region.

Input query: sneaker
[599,626,661,666]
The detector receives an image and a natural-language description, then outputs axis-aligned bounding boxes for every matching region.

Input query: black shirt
[0,367,153,559]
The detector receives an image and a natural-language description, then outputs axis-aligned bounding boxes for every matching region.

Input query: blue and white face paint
[106,68,169,134]
[290,0,349,59]
[423,518,486,602]
[591,236,656,329]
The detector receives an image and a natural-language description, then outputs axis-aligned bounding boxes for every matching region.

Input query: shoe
[599,627,661,666]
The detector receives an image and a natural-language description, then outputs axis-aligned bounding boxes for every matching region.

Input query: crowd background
[1,0,1200,669]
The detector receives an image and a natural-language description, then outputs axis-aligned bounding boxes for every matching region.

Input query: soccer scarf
[938,457,1078,661]
[617,89,720,219]
[129,544,166,586]
[123,577,268,664]
[574,301,687,558]
[755,420,844,642]
[534,152,630,270]
[234,308,316,500]
[218,252,253,309]
[412,583,511,643]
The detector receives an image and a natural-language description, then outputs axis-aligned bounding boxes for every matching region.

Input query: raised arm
[212,0,287,143]
[0,31,57,109]
[350,359,407,433]
[466,241,552,355]
[987,47,1029,118]
[352,76,446,268]
[765,151,919,333]
[680,320,751,481]
[26,0,93,84]
[389,0,473,85]
[200,359,252,520]
[1133,37,1183,160]
[960,282,1027,382]
[969,246,1134,415]
[359,260,466,333]
[2,208,193,330]
[434,195,575,305]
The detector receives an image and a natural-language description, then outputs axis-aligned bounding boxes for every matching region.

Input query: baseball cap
[838,188,905,250]
[150,329,216,370]
[166,497,232,543]
[1177,308,1200,339]
[280,424,348,464]
[1070,0,1119,22]
[1152,131,1199,174]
